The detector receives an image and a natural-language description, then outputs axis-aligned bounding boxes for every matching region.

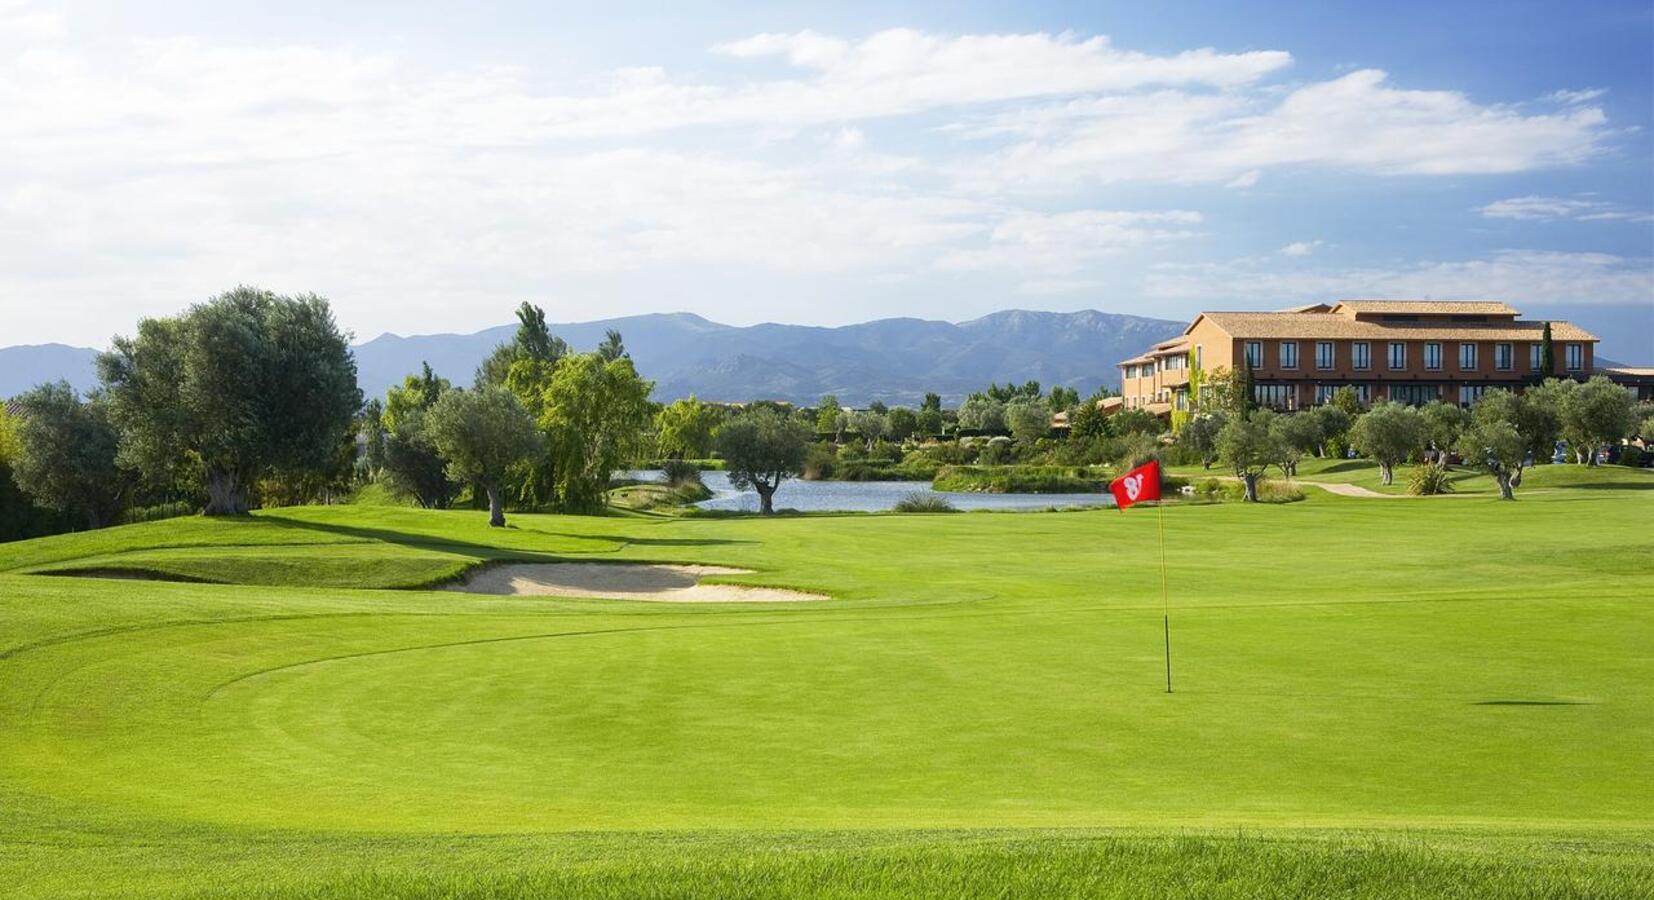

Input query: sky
[1,0,1651,359]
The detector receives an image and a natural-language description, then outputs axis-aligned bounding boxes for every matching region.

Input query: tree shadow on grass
[1543,480,1654,491]
[263,515,750,561]
[1472,699,1595,707]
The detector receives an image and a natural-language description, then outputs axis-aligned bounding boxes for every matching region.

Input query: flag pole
[1156,496,1173,694]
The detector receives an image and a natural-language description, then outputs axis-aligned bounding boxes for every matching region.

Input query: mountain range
[0,309,1186,406]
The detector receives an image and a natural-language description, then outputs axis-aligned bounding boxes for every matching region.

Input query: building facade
[1118,301,1600,414]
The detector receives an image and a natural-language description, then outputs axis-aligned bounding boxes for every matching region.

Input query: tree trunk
[204,468,249,516]
[1495,472,1515,500]
[1379,462,1394,485]
[756,484,776,515]
[486,484,505,527]
[1242,472,1259,503]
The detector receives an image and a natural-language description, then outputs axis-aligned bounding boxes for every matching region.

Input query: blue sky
[2,1,1651,359]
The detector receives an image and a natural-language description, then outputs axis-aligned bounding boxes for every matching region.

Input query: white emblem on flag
[1123,474,1143,501]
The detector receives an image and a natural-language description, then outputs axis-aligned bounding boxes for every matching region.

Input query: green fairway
[2,462,1651,897]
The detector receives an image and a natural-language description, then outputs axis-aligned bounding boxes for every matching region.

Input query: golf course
[2,463,1651,898]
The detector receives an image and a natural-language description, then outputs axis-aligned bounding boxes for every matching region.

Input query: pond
[622,470,1116,513]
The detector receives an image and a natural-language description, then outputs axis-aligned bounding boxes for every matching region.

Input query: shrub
[892,492,958,513]
[802,444,837,480]
[660,458,704,488]
[1406,464,1455,496]
[978,437,1014,465]
[933,465,1104,494]
[1620,445,1643,468]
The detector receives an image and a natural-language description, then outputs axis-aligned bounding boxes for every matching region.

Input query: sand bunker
[446,563,824,603]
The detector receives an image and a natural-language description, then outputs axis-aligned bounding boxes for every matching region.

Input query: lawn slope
[1,463,1650,897]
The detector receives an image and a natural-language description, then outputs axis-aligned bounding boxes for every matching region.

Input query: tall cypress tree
[1239,356,1257,420]
[1538,322,1555,381]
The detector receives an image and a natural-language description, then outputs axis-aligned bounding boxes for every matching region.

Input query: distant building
[1118,300,1605,414]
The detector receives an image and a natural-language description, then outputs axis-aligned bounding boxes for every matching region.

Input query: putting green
[1,462,1651,896]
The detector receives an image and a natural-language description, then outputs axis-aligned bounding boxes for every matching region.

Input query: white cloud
[1546,88,1607,105]
[1279,240,1322,257]
[1145,250,1654,307]
[1477,195,1652,223]
[959,70,1608,189]
[936,209,1203,273]
[0,17,1635,344]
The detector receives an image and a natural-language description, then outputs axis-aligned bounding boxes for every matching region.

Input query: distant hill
[2,309,1184,405]
[352,309,1185,405]
[0,344,101,398]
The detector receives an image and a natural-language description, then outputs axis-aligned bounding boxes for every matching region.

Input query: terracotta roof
[1118,355,1154,367]
[1190,311,1596,342]
[1600,366,1654,378]
[1151,336,1189,350]
[1278,303,1333,313]
[1330,300,1519,316]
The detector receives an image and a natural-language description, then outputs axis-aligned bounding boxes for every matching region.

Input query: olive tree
[1419,401,1470,469]
[1175,411,1227,470]
[715,408,810,515]
[1456,389,1531,500]
[1555,376,1635,465]
[957,395,1006,433]
[10,382,128,528]
[1005,399,1051,446]
[97,288,361,515]
[1265,411,1321,477]
[1217,416,1276,502]
[425,386,543,527]
[1349,401,1422,485]
[849,409,889,450]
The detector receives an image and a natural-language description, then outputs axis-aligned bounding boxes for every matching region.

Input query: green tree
[957,395,1006,432]
[477,302,569,387]
[1349,401,1422,485]
[1005,398,1051,446]
[1069,396,1111,440]
[10,382,128,528]
[655,396,722,459]
[1556,376,1635,466]
[715,408,811,515]
[1266,411,1322,477]
[867,400,888,416]
[915,396,945,437]
[1048,386,1080,409]
[848,409,889,450]
[886,407,918,442]
[1456,392,1532,500]
[597,329,627,362]
[1175,411,1227,469]
[1111,407,1161,437]
[1312,405,1352,457]
[379,365,457,509]
[1330,385,1364,419]
[921,392,942,414]
[815,395,842,438]
[539,354,656,512]
[1217,416,1275,502]
[425,386,543,527]
[97,287,361,516]
[1419,401,1470,469]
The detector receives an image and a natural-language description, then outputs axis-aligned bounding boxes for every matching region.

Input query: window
[1317,384,1371,406]
[1424,342,1442,371]
[1458,385,1486,408]
[1495,343,1512,371]
[1529,343,1542,370]
[1458,342,1477,370]
[1316,341,1335,369]
[1389,384,1436,406]
[1280,341,1299,369]
[1352,342,1371,370]
[1253,383,1297,410]
[1566,343,1583,371]
[1124,365,1135,379]
[1194,345,1203,368]
[1245,341,1262,368]
[1388,342,1407,370]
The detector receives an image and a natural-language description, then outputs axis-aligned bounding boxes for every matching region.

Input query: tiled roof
[1190,311,1596,342]
[1330,300,1520,316]
[1600,366,1654,378]
[1118,354,1154,367]
[1278,303,1333,313]
[1151,336,1189,350]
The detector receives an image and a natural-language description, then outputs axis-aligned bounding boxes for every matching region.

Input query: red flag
[1109,459,1162,510]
